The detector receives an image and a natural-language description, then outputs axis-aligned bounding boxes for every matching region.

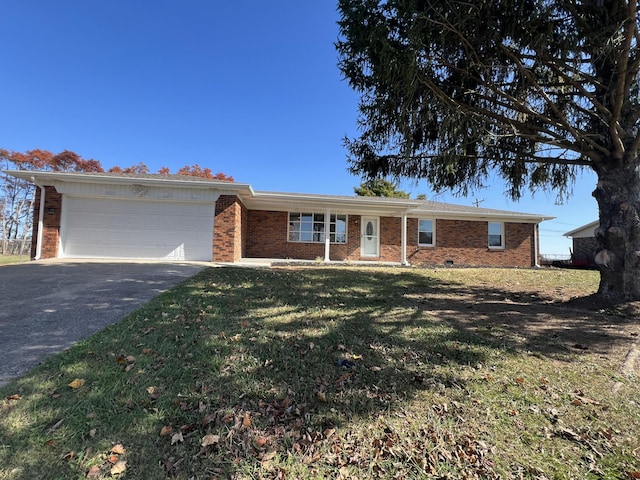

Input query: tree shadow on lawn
[1,265,637,479]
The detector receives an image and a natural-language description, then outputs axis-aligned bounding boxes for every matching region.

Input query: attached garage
[60,197,215,261]
[5,171,254,262]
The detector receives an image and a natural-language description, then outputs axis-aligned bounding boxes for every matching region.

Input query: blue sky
[1,1,599,255]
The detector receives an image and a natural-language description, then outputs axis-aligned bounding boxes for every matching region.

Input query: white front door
[361,217,379,257]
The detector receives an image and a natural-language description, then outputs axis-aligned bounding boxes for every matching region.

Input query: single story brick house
[7,170,553,267]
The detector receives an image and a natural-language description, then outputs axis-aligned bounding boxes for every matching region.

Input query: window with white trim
[488,222,504,248]
[288,213,347,243]
[418,219,434,246]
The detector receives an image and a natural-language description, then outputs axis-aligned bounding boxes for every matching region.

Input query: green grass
[1,266,638,479]
[0,255,29,265]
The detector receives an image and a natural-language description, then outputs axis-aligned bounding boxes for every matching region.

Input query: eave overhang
[3,170,553,223]
[4,170,255,198]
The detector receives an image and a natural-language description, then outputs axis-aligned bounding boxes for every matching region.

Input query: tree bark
[592,158,640,301]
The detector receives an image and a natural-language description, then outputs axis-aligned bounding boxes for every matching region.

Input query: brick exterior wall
[244,210,536,266]
[28,188,537,267]
[573,237,598,264]
[213,195,246,262]
[30,186,62,259]
[406,219,535,267]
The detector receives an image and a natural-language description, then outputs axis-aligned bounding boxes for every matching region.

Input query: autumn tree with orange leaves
[1,148,234,256]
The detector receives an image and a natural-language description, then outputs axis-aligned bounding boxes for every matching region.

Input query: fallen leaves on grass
[111,444,126,455]
[171,431,184,445]
[201,434,220,447]
[68,378,85,389]
[110,460,126,475]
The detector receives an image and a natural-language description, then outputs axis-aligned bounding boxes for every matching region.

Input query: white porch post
[401,212,408,265]
[324,208,331,262]
[32,178,46,260]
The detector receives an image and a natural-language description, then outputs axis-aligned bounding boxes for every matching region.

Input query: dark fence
[1,239,32,256]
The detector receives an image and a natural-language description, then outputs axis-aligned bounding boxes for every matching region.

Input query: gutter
[534,223,541,268]
[31,176,45,260]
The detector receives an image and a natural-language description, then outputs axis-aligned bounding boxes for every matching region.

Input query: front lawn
[1,266,638,479]
[0,255,29,265]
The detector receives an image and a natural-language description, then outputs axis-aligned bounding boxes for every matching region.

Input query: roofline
[4,169,553,222]
[408,210,554,223]
[564,220,599,237]
[3,169,255,195]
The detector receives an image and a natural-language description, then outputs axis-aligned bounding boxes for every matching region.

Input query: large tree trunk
[592,159,640,301]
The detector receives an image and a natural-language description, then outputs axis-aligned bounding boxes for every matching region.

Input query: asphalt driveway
[0,260,208,387]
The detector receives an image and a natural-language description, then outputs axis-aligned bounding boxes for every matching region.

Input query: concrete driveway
[0,260,208,387]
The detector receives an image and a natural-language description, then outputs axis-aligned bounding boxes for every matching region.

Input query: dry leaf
[515,377,525,385]
[110,461,127,475]
[68,378,85,389]
[261,450,277,462]
[111,444,125,455]
[142,348,154,355]
[255,436,268,447]
[86,465,101,478]
[160,425,173,436]
[576,395,600,405]
[89,428,97,438]
[47,419,65,433]
[6,394,20,401]
[201,434,220,447]
[171,432,184,445]
[316,391,327,402]
[242,412,251,428]
[335,372,351,386]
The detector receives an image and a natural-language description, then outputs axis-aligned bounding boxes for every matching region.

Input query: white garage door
[61,197,214,261]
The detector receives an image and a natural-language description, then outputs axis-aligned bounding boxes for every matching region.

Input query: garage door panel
[61,197,214,261]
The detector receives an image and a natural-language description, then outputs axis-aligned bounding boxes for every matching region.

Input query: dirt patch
[402,271,640,379]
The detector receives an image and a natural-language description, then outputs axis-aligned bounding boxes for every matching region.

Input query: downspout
[534,223,541,268]
[324,208,331,262]
[32,177,45,260]
[401,212,409,266]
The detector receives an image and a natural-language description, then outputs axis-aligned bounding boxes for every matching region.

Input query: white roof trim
[4,170,553,223]
[4,170,254,195]
[564,220,599,237]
